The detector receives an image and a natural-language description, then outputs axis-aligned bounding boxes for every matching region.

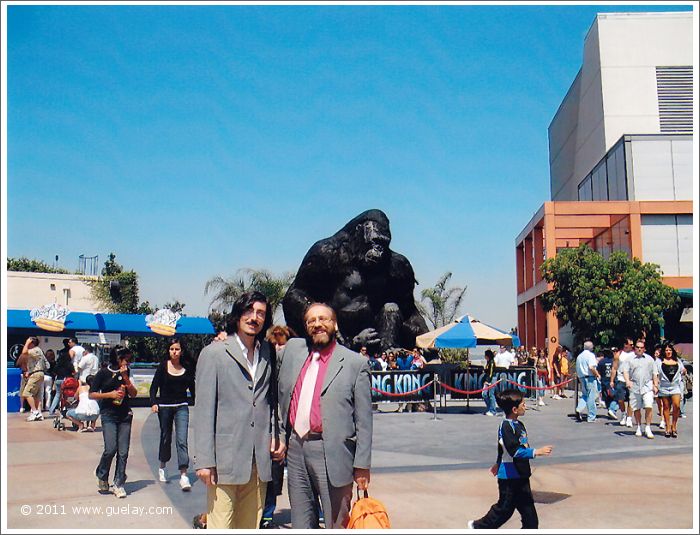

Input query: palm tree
[418,272,467,329]
[205,268,295,316]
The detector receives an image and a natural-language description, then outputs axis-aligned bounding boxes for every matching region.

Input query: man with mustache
[192,291,285,529]
[278,302,373,528]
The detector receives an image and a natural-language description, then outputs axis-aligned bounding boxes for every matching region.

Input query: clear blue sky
[5,2,694,329]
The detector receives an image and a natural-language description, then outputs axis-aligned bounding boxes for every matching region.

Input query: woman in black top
[149,338,196,490]
[90,345,137,498]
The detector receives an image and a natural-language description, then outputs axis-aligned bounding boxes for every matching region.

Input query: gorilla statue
[282,209,429,353]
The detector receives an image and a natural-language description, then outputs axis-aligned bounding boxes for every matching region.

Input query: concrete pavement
[4,395,696,530]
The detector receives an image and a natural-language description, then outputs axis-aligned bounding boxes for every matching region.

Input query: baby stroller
[53,377,80,431]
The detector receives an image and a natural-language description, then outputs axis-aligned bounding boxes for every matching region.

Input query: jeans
[601,382,619,412]
[48,378,64,414]
[482,383,498,413]
[157,405,189,470]
[577,376,599,421]
[96,411,133,487]
[473,478,538,529]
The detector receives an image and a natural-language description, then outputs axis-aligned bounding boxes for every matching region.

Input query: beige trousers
[206,464,266,529]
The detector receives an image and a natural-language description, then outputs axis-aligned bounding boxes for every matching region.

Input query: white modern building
[516,11,694,353]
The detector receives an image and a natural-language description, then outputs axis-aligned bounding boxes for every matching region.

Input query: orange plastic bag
[346,489,391,529]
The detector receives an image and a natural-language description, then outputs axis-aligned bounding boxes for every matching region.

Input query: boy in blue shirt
[468,389,553,529]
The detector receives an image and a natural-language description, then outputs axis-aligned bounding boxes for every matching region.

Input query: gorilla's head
[340,209,392,268]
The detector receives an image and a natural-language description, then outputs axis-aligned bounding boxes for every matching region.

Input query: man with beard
[278,302,373,529]
[282,209,428,354]
[192,291,285,529]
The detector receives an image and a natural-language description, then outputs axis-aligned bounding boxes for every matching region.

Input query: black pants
[473,478,538,529]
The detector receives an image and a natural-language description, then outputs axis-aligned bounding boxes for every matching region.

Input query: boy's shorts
[629,391,654,411]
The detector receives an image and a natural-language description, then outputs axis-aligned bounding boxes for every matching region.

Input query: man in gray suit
[278,302,373,529]
[193,291,285,529]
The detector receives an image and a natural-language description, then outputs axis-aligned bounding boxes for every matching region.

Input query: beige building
[7,271,104,313]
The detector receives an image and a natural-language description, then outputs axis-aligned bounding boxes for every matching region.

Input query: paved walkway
[4,396,695,530]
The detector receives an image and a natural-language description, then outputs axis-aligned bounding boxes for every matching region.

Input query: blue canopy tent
[7,309,215,336]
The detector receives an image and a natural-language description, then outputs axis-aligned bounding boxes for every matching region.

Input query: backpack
[346,489,391,529]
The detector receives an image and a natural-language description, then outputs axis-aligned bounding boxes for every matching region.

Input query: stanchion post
[431,374,440,421]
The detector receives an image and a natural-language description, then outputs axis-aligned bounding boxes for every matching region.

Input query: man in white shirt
[624,339,659,439]
[610,338,635,427]
[77,344,100,384]
[494,346,515,368]
[575,341,601,422]
[69,337,85,376]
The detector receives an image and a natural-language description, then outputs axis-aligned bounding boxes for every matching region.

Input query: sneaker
[635,426,642,437]
[659,420,666,430]
[619,416,627,426]
[484,411,495,417]
[560,393,568,398]
[607,409,617,419]
[158,468,168,483]
[26,412,42,422]
[681,414,687,419]
[537,399,545,407]
[626,416,633,428]
[78,427,88,433]
[260,519,274,529]
[19,407,26,413]
[35,412,44,421]
[86,426,95,432]
[575,410,582,422]
[645,426,654,439]
[97,478,110,492]
[552,394,562,400]
[179,474,191,491]
[467,520,475,529]
[113,486,127,498]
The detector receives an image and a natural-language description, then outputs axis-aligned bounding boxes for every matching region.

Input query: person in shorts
[623,339,658,439]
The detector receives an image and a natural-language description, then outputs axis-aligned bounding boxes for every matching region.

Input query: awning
[680,307,693,323]
[7,309,215,336]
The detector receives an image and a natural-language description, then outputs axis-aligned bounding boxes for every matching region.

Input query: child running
[468,389,553,529]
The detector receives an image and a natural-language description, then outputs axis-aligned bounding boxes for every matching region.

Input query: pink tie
[294,352,321,438]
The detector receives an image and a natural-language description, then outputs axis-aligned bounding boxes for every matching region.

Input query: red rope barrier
[439,380,502,396]
[370,381,434,397]
[505,377,576,391]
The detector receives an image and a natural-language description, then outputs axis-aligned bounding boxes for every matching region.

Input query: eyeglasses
[242,308,266,320]
[305,316,334,327]
[635,345,645,349]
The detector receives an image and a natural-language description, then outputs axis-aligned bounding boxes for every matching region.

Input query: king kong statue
[282,209,429,353]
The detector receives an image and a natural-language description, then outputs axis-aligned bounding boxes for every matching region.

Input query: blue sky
[5,2,694,329]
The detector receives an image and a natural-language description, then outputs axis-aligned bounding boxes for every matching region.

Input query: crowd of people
[574,338,689,439]
[15,310,690,530]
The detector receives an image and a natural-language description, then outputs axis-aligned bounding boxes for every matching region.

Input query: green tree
[418,272,468,329]
[540,244,680,346]
[205,268,294,316]
[7,257,70,274]
[86,253,140,313]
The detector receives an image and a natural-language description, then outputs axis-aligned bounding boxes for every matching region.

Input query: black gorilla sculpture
[282,209,429,352]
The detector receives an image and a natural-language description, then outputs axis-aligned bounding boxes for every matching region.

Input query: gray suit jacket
[192,337,277,485]
[278,338,373,487]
